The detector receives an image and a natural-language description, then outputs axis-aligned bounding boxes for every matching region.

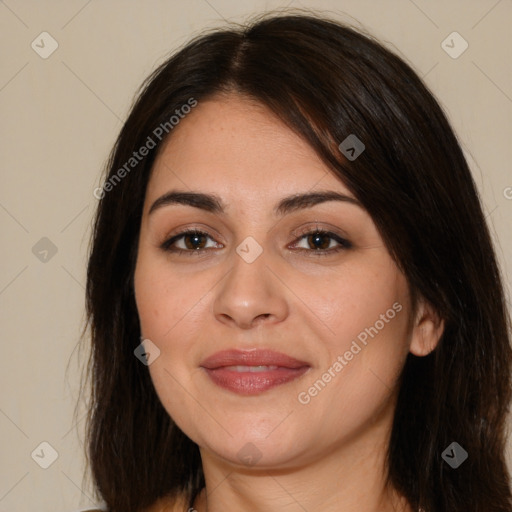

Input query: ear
[409,298,445,356]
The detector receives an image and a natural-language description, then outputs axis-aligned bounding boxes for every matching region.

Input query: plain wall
[1,1,511,510]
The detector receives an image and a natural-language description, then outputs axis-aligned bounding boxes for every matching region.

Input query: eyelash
[160,227,352,257]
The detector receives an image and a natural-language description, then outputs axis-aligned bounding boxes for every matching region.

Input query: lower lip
[202,366,310,395]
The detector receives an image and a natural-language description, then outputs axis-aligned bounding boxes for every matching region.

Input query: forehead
[146,94,354,202]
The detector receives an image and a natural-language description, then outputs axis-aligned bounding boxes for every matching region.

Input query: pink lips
[200,349,310,395]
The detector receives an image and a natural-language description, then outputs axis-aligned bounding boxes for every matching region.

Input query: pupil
[309,232,329,250]
[185,233,205,250]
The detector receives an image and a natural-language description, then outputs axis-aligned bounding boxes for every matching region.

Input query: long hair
[82,12,512,512]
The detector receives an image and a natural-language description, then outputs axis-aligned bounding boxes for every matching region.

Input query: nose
[212,248,289,330]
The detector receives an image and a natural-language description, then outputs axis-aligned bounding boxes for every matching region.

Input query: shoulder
[72,509,105,512]
[72,493,191,512]
[139,496,188,512]
[144,493,192,512]
[72,509,106,512]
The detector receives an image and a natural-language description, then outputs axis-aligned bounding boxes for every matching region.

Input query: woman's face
[134,93,424,469]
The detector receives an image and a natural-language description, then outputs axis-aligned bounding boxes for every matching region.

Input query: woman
[82,12,512,512]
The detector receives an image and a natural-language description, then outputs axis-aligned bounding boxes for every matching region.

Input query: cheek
[134,254,209,430]
[133,251,219,420]
[297,255,411,408]
[134,260,166,340]
[134,252,208,343]
[299,252,409,350]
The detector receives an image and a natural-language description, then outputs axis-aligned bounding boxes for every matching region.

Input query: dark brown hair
[82,11,512,512]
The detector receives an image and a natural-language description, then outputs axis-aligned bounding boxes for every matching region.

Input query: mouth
[199,349,311,395]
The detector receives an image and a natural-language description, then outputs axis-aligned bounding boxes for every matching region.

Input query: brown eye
[292,230,352,255]
[182,232,208,250]
[306,232,333,250]
[161,230,221,253]
[160,228,350,257]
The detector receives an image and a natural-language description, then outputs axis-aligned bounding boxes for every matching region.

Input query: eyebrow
[148,189,362,217]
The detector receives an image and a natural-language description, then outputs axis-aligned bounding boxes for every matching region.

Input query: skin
[134,93,444,512]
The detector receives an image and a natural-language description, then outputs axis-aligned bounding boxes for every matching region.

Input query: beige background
[0,0,511,510]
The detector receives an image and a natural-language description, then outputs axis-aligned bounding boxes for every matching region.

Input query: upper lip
[200,349,310,369]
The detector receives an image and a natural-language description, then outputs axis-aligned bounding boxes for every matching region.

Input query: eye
[160,227,352,257]
[160,229,222,254]
[290,228,352,256]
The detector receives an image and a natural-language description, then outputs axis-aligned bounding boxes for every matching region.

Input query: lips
[200,349,310,395]
[200,349,309,369]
